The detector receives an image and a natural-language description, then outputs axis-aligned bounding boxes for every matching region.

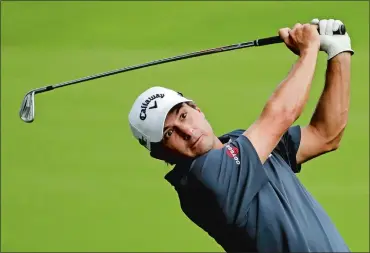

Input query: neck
[213,135,225,149]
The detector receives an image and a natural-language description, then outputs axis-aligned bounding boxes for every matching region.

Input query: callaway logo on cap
[128,86,192,151]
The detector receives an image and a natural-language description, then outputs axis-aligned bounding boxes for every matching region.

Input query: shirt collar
[164,133,233,187]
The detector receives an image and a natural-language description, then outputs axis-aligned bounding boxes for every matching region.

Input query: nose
[176,123,193,141]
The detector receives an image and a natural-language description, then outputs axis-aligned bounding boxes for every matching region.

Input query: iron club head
[19,91,36,123]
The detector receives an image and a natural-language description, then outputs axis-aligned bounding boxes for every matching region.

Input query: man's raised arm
[297,18,354,164]
[244,23,320,164]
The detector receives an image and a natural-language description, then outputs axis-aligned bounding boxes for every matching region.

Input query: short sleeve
[275,125,302,173]
[188,134,269,224]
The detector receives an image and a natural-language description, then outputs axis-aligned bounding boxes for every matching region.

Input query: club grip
[255,24,346,47]
[254,36,283,46]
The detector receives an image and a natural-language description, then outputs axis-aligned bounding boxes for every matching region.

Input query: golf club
[19,25,346,123]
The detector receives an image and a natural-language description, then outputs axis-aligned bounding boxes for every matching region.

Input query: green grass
[1,1,369,252]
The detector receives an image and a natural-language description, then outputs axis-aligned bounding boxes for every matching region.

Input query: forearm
[309,53,351,146]
[262,49,318,122]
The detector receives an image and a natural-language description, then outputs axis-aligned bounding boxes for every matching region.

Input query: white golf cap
[128,86,192,151]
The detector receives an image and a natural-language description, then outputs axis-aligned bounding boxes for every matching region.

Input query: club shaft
[34,36,283,94]
[29,23,347,95]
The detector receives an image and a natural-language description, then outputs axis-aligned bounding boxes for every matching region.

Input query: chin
[189,135,213,156]
[195,144,213,156]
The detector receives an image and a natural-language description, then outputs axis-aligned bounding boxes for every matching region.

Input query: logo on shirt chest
[226,145,241,165]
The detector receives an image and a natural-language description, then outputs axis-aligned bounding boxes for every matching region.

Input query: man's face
[162,103,215,158]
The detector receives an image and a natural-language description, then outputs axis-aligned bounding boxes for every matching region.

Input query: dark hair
[150,101,197,165]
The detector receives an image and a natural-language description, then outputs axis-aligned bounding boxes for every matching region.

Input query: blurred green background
[1,1,368,252]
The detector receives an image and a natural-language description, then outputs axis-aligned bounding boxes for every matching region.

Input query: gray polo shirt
[165,126,349,252]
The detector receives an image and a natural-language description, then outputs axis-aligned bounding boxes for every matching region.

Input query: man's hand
[311,18,355,60]
[279,23,320,56]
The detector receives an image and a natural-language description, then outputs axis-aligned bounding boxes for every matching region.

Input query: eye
[180,112,187,119]
[165,129,173,139]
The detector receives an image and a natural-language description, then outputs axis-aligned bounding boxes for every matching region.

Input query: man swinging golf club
[128,18,354,252]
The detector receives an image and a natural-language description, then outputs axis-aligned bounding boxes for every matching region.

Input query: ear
[195,107,207,118]
[195,106,205,116]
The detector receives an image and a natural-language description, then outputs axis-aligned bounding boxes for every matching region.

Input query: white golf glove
[311,18,354,60]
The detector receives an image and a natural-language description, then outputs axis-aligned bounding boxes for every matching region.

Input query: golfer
[128,18,354,252]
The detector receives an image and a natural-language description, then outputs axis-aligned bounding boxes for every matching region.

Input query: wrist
[328,51,352,63]
[300,46,319,58]
[324,36,354,60]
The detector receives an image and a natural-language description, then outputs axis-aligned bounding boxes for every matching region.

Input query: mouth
[190,135,203,149]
